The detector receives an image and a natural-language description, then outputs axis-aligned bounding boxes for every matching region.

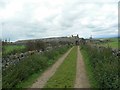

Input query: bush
[2,45,71,88]
[81,45,119,88]
[26,41,47,51]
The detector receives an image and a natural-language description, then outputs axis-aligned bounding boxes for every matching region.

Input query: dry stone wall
[2,50,43,70]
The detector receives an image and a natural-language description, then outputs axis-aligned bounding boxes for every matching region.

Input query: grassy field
[44,46,77,88]
[2,45,26,56]
[81,45,119,88]
[2,45,71,88]
[97,38,119,49]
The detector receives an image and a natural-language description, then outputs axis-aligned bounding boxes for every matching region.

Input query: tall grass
[2,45,71,88]
[81,45,119,89]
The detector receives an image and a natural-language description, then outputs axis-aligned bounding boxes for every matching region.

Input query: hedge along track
[44,46,77,88]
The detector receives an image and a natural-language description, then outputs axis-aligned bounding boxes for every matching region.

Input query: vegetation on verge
[81,45,119,88]
[2,45,71,88]
[81,47,98,88]
[44,46,77,88]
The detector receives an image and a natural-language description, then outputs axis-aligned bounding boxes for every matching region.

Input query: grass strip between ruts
[44,46,77,88]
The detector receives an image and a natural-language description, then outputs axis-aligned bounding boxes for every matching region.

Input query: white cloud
[33,6,62,22]
[0,0,118,41]
[0,0,23,20]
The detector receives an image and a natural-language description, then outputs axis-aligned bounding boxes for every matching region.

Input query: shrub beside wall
[2,45,71,88]
[81,45,119,89]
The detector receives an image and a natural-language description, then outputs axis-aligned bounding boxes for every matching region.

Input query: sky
[0,0,119,41]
